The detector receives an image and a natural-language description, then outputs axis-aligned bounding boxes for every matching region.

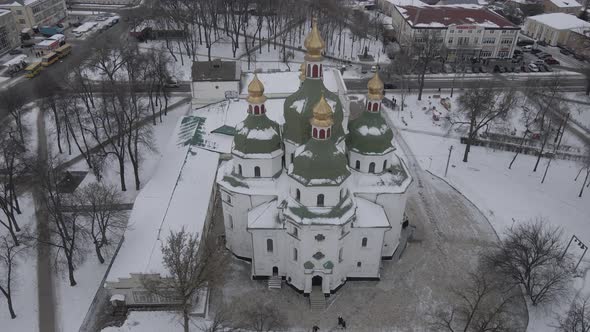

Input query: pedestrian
[312,326,319,332]
[337,316,343,328]
[342,319,346,329]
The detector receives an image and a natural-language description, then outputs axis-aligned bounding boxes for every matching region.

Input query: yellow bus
[41,52,59,67]
[55,43,72,59]
[24,62,43,78]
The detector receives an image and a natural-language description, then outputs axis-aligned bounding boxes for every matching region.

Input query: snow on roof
[248,200,281,229]
[107,117,220,283]
[354,197,390,228]
[527,13,590,30]
[73,22,97,33]
[397,4,518,29]
[3,54,27,66]
[36,39,58,46]
[385,0,427,6]
[240,70,340,96]
[548,0,581,7]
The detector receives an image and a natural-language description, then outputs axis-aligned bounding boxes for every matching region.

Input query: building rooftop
[570,26,590,37]
[396,4,519,29]
[527,13,590,30]
[191,60,241,82]
[106,114,220,283]
[547,0,581,7]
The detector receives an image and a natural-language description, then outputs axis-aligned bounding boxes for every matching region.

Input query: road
[344,72,588,92]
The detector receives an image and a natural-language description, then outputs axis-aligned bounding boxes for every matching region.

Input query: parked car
[521,65,529,73]
[531,48,542,54]
[493,65,501,73]
[537,52,552,59]
[514,49,523,55]
[537,64,546,72]
[517,39,534,46]
[559,48,572,55]
[480,66,487,73]
[522,45,532,52]
[528,63,539,72]
[8,49,22,55]
[533,59,545,65]
[541,63,552,72]
[499,66,507,73]
[544,57,560,65]
[514,66,521,73]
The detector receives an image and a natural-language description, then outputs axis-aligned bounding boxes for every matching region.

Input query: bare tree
[388,51,415,112]
[577,148,590,198]
[32,156,85,286]
[484,219,573,306]
[430,265,518,332]
[557,295,590,332]
[451,84,518,162]
[409,29,445,101]
[76,182,126,264]
[0,233,28,319]
[237,301,288,332]
[198,303,239,332]
[144,227,218,332]
[0,87,28,144]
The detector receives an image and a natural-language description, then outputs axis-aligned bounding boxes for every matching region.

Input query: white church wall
[346,228,385,278]
[284,140,298,169]
[251,229,284,276]
[233,155,282,178]
[289,180,347,208]
[349,151,394,174]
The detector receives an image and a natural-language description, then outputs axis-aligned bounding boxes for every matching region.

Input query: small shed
[191,60,241,106]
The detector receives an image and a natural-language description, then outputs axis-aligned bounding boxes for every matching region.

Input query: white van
[528,63,539,72]
[522,45,532,52]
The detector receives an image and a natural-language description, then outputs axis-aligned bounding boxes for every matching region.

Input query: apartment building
[0,9,18,54]
[0,0,67,30]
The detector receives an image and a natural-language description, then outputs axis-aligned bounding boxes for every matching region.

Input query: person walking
[312,326,319,332]
[341,319,347,329]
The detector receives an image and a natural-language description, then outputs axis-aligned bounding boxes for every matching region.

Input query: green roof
[283,79,344,145]
[178,116,206,147]
[212,125,236,136]
[289,139,350,187]
[347,111,394,155]
[285,192,355,223]
[233,114,282,156]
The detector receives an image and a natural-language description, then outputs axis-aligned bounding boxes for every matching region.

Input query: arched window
[317,194,324,207]
[296,188,301,201]
[312,65,319,78]
[319,129,326,139]
[369,162,376,173]
[362,237,368,247]
[355,160,360,170]
[254,166,261,177]
[383,160,388,171]
[261,104,266,113]
[372,103,379,112]
[307,64,311,76]
[293,227,298,238]
[357,261,362,268]
[238,164,243,176]
[226,195,231,204]
[266,239,273,252]
[291,153,294,164]
[367,102,372,110]
[293,248,298,261]
[313,127,318,138]
[340,188,345,199]
[339,248,343,262]
[254,105,260,115]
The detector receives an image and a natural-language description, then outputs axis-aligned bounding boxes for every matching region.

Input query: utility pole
[445,145,453,177]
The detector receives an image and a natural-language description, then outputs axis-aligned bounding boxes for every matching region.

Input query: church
[216,18,412,297]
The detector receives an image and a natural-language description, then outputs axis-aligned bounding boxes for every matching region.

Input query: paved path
[34,106,56,332]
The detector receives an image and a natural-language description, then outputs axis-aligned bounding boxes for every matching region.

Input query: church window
[369,162,376,173]
[261,104,266,113]
[254,166,261,177]
[338,248,343,263]
[357,261,362,268]
[267,239,273,252]
[315,234,325,241]
[238,164,243,176]
[362,237,368,247]
[372,102,379,112]
[248,105,252,113]
[313,127,318,138]
[383,160,388,171]
[355,160,360,170]
[226,195,231,204]
[319,129,325,139]
[296,189,301,201]
[293,227,298,238]
[367,102,372,110]
[340,188,345,199]
[317,194,324,207]
[291,153,294,164]
[313,251,325,260]
[254,105,260,115]
[228,215,233,229]
[293,248,298,261]
[312,64,319,78]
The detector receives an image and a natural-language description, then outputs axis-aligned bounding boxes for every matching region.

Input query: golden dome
[299,62,306,82]
[367,72,384,100]
[310,93,334,128]
[247,74,267,104]
[304,17,325,62]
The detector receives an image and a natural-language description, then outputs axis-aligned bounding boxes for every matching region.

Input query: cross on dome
[304,17,325,62]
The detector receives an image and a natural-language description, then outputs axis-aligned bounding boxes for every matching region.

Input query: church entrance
[312,275,323,287]
[272,266,279,276]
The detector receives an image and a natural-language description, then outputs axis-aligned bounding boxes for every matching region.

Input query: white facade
[0,0,67,30]
[191,80,240,106]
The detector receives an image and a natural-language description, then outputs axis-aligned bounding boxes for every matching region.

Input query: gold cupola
[304,17,325,62]
[310,93,334,128]
[247,74,267,104]
[367,72,384,100]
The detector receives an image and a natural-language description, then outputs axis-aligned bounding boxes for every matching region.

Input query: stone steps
[309,292,326,310]
[267,276,282,289]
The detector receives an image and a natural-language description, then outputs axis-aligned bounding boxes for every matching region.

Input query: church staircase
[309,288,326,310]
[267,276,282,289]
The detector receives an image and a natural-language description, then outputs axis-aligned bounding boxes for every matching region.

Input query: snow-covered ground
[385,90,590,332]
[102,311,190,331]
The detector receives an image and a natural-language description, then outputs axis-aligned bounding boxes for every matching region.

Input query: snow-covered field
[385,90,590,332]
